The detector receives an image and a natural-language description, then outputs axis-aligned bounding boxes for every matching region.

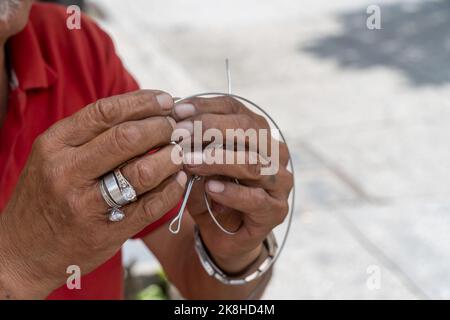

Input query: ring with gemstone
[113,168,137,203]
[108,207,125,222]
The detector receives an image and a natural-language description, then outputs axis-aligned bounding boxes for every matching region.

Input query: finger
[172,96,246,121]
[48,90,174,146]
[183,149,293,199]
[120,144,183,195]
[117,171,187,235]
[175,114,282,164]
[204,179,288,228]
[75,116,176,179]
[175,113,261,144]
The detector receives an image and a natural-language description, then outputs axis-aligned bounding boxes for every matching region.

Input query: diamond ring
[108,207,125,222]
[114,168,137,203]
[100,168,137,222]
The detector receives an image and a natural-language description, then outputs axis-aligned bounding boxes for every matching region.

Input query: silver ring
[108,207,125,222]
[100,168,136,222]
[100,179,119,208]
[103,172,126,206]
[114,168,137,203]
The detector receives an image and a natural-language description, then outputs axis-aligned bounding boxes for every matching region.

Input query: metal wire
[226,58,232,94]
[203,190,240,235]
[168,60,295,290]
[201,59,240,235]
[169,59,240,236]
[170,91,295,285]
[169,175,200,234]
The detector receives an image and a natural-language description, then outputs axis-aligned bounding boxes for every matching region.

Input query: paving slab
[340,199,450,299]
[264,209,417,299]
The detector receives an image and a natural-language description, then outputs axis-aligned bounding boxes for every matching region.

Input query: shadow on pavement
[301,0,450,87]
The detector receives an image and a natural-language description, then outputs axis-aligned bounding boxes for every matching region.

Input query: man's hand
[0,90,186,299]
[172,97,293,274]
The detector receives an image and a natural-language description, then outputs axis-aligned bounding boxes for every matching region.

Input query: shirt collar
[7,20,57,91]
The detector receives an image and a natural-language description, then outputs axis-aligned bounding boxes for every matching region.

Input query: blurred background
[53,0,450,299]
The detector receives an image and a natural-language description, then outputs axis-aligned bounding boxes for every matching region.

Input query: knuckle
[129,90,151,109]
[135,160,156,189]
[230,114,242,129]
[112,123,142,152]
[142,197,164,221]
[156,124,172,146]
[255,113,269,129]
[252,187,267,203]
[161,117,175,135]
[226,96,246,113]
[239,114,252,129]
[141,199,154,220]
[285,171,294,191]
[246,163,261,179]
[32,134,72,179]
[275,201,289,224]
[152,117,173,140]
[32,134,50,156]
[279,143,290,165]
[222,96,239,113]
[159,185,176,208]
[246,152,262,178]
[241,187,257,206]
[91,98,118,125]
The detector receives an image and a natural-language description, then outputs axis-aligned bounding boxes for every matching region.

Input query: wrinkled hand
[172,97,293,273]
[0,90,186,298]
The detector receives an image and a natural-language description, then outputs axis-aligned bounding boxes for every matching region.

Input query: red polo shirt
[0,3,178,299]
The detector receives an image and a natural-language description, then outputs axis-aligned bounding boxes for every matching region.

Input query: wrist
[210,243,264,275]
[0,216,53,299]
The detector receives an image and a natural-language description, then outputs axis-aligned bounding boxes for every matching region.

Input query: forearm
[143,214,273,300]
[173,233,271,300]
[0,264,41,300]
[0,243,42,299]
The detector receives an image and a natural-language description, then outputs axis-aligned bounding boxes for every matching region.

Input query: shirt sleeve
[93,23,180,239]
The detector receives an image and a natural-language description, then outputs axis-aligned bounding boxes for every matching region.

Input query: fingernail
[166,116,176,129]
[156,93,173,110]
[174,103,196,119]
[175,120,194,136]
[183,152,203,165]
[207,180,225,193]
[175,171,187,187]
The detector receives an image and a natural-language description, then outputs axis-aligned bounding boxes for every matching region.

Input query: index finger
[172,96,247,121]
[48,90,173,146]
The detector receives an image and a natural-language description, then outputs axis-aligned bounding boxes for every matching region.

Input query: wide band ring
[99,175,126,222]
[103,172,125,206]
[100,179,119,208]
[101,170,136,207]
[100,168,137,222]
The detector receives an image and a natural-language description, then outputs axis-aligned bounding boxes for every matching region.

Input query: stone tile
[339,199,450,298]
[264,209,417,299]
[306,121,450,199]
